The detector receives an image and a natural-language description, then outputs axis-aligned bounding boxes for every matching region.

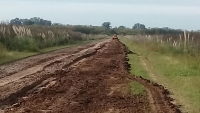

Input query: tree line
[9,17,183,35]
[10,17,51,26]
[71,22,182,35]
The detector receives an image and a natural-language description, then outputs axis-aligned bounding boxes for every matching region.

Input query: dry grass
[0,24,105,52]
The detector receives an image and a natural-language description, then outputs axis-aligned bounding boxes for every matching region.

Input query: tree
[30,17,51,26]
[10,17,52,26]
[133,23,146,29]
[52,23,64,26]
[118,26,126,29]
[22,19,34,25]
[102,22,111,29]
[30,17,41,24]
[10,18,22,25]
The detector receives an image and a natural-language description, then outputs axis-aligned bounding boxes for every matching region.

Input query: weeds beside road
[0,24,107,64]
[0,39,105,65]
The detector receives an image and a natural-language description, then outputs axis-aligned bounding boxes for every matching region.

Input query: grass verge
[120,37,149,79]
[0,40,94,65]
[120,38,146,96]
[120,36,200,113]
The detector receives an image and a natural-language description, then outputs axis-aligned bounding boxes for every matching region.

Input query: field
[120,35,200,113]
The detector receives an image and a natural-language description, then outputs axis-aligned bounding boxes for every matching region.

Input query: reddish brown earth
[0,39,181,113]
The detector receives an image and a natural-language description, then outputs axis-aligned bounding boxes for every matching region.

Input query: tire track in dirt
[0,41,99,79]
[0,40,108,111]
[0,54,72,86]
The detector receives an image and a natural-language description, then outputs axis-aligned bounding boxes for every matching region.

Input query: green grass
[0,40,93,65]
[120,37,147,96]
[129,81,145,95]
[146,51,200,113]
[0,51,37,65]
[0,43,7,59]
[120,36,200,113]
[120,37,149,79]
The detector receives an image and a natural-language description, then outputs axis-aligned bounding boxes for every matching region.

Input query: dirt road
[0,39,181,113]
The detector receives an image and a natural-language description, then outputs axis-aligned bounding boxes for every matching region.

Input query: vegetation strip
[0,40,95,65]
[122,39,182,113]
[121,36,200,113]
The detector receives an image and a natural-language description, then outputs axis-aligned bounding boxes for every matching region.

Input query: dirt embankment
[0,39,181,113]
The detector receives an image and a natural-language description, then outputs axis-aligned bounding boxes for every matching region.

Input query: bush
[15,37,39,52]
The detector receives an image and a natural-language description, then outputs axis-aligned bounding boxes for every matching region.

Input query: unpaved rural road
[0,39,181,113]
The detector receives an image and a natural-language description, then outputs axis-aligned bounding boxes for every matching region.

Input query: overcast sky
[0,0,200,30]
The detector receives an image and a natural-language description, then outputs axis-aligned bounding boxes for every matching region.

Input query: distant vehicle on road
[112,34,118,40]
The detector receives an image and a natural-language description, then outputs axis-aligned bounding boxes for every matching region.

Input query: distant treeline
[8,17,184,35]
[10,17,52,26]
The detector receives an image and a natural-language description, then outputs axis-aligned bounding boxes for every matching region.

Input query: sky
[0,0,200,30]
